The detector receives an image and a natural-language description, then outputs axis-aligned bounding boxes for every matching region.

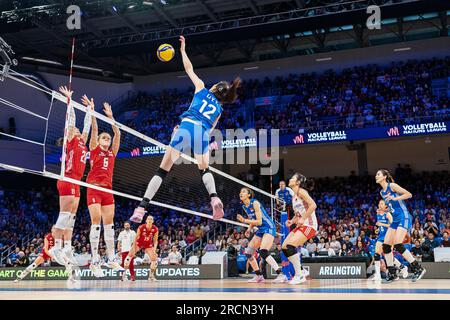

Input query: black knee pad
[394,243,406,254]
[283,245,297,258]
[374,253,381,261]
[199,168,211,176]
[382,243,392,254]
[245,253,254,261]
[156,167,169,179]
[260,249,269,260]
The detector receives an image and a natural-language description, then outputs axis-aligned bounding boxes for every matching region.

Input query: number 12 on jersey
[199,100,217,120]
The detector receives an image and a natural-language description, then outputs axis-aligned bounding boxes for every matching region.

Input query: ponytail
[293,172,315,191]
[379,169,395,183]
[213,77,241,104]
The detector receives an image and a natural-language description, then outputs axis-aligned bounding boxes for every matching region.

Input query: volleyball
[157,43,175,62]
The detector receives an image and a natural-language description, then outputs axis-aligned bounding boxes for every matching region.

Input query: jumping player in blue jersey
[130,36,241,223]
[372,199,408,282]
[236,188,282,283]
[376,169,426,283]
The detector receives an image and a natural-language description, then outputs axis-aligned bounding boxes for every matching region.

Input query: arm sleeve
[82,109,92,136]
[68,104,76,128]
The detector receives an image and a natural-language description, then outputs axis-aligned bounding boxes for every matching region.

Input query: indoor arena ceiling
[0,0,449,81]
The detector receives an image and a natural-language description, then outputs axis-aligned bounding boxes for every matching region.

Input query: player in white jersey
[275,173,318,285]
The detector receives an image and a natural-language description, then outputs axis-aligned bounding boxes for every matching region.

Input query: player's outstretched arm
[81,95,97,150]
[179,35,204,93]
[59,85,76,142]
[81,103,93,144]
[103,102,120,156]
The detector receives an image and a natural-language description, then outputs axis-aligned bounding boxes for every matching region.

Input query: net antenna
[0,62,286,230]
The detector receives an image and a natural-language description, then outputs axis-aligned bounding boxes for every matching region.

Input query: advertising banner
[283,121,449,146]
[0,265,223,281]
[267,262,367,279]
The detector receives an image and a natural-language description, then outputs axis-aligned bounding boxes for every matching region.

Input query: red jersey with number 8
[86,145,115,189]
[64,136,88,180]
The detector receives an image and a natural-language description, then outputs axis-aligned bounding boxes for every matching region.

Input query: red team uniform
[39,233,55,261]
[57,136,88,197]
[292,195,318,240]
[136,224,159,249]
[86,145,115,206]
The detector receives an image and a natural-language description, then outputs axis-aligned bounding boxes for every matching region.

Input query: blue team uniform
[169,88,223,155]
[275,187,294,206]
[380,183,411,230]
[242,199,276,238]
[376,212,390,243]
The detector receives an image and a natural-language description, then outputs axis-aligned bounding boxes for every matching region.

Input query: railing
[0,231,37,266]
[183,223,224,262]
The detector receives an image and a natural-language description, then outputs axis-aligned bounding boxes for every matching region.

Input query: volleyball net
[0,67,285,231]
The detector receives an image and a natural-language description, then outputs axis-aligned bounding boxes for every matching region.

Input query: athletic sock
[375,260,381,277]
[287,253,302,277]
[401,250,416,264]
[265,255,281,273]
[104,224,115,260]
[200,169,218,198]
[55,239,62,250]
[64,241,71,249]
[90,224,101,262]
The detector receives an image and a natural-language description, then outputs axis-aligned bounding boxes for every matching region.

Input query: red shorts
[57,180,80,197]
[136,241,154,250]
[39,252,51,261]
[293,225,316,240]
[87,188,114,206]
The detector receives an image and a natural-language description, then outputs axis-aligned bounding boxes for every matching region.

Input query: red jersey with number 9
[86,145,115,189]
[64,136,88,180]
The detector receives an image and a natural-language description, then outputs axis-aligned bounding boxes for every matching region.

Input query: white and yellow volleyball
[157,43,175,62]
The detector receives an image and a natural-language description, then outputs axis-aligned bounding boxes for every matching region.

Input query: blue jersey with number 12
[180,88,223,130]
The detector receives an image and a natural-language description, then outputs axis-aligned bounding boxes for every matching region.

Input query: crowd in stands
[116,57,448,143]
[1,169,448,270]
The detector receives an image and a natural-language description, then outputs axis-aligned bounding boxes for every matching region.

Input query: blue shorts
[390,213,411,230]
[169,119,209,155]
[377,232,387,243]
[254,226,276,238]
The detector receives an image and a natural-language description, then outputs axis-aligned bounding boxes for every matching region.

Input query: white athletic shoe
[89,261,104,278]
[400,265,409,279]
[148,271,158,282]
[121,271,128,282]
[13,279,20,283]
[247,275,265,283]
[48,247,67,266]
[289,275,307,285]
[272,273,288,284]
[130,207,145,223]
[106,258,125,272]
[301,267,310,280]
[210,196,224,221]
[371,274,382,282]
[63,246,77,265]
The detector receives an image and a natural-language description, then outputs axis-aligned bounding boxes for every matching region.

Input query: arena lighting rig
[0,37,18,81]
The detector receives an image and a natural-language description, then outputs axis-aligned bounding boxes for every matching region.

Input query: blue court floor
[1,279,450,300]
